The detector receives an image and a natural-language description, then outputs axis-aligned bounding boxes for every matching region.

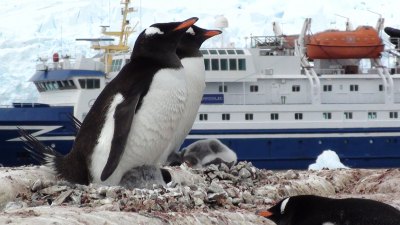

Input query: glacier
[0,0,399,105]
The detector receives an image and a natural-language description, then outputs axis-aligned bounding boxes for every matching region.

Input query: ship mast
[91,0,137,74]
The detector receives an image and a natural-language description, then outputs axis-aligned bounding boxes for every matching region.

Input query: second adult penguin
[157,25,221,165]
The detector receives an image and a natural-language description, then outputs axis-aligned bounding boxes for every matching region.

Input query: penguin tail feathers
[18,127,62,170]
[67,113,82,133]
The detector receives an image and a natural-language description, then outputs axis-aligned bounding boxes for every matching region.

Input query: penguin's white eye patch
[145,27,164,36]
[280,197,290,214]
[322,222,335,225]
[186,27,195,35]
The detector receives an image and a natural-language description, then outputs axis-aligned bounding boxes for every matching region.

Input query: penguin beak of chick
[173,17,199,31]
[256,209,273,218]
[204,30,222,38]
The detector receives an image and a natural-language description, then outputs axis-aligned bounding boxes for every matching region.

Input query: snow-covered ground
[0,0,399,104]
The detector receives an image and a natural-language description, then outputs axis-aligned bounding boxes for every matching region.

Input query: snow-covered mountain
[0,0,399,104]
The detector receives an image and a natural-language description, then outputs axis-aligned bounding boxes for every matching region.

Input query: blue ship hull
[0,104,75,166]
[1,105,400,169]
[182,128,400,169]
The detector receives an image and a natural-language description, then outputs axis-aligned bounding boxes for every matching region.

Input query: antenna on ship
[335,14,353,31]
[76,0,138,75]
[215,15,228,48]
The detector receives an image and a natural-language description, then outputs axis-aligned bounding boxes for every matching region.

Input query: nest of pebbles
[1,162,399,224]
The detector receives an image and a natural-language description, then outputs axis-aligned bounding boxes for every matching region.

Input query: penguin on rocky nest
[156,25,222,166]
[166,139,237,168]
[20,17,199,186]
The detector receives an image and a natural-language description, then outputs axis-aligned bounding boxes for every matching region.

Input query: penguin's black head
[256,197,293,225]
[132,17,198,59]
[177,25,222,58]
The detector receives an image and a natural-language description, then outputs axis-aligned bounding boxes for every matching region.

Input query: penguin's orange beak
[204,30,222,38]
[256,209,273,217]
[174,17,199,31]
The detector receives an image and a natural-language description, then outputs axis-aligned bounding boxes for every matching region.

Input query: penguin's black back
[275,195,400,225]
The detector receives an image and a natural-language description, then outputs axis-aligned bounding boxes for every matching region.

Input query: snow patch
[308,150,349,170]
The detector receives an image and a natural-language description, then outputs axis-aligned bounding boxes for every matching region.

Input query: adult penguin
[157,25,221,165]
[21,17,198,186]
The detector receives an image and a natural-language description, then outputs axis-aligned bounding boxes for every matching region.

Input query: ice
[1,0,399,104]
[308,150,349,170]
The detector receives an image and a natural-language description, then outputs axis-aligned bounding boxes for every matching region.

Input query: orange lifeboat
[306,26,383,59]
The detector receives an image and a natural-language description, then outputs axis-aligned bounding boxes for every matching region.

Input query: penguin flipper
[100,94,141,181]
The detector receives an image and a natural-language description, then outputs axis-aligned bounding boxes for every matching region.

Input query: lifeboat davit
[306,26,383,59]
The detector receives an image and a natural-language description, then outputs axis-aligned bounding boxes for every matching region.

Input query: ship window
[238,59,246,70]
[222,113,230,120]
[350,84,359,92]
[245,113,253,120]
[209,49,218,55]
[204,59,210,71]
[250,85,258,92]
[323,85,332,92]
[236,50,245,54]
[35,82,45,92]
[344,112,353,119]
[57,81,63,87]
[53,81,59,89]
[227,49,236,54]
[390,112,398,119]
[295,113,303,120]
[200,50,209,55]
[292,85,300,92]
[218,50,227,54]
[211,59,219,70]
[379,84,383,91]
[229,59,237,70]
[368,112,377,119]
[79,79,86,89]
[79,79,100,89]
[323,112,332,119]
[219,85,227,93]
[220,59,228,70]
[199,113,208,121]
[271,113,279,120]
[111,59,123,72]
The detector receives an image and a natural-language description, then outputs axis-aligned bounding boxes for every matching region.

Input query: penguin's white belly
[158,57,205,164]
[101,68,187,185]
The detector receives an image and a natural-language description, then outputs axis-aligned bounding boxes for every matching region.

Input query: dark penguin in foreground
[21,17,198,185]
[157,26,222,165]
[256,195,400,225]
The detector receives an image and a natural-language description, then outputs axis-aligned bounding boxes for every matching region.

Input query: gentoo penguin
[171,139,237,168]
[157,26,221,165]
[20,17,198,186]
[256,195,400,225]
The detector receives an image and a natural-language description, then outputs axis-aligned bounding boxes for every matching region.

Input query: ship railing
[314,68,345,75]
[251,36,284,49]
[387,37,400,52]
[36,58,77,71]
